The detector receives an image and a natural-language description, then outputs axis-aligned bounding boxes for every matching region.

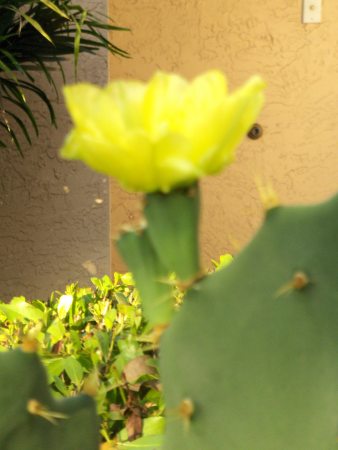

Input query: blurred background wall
[1,0,337,299]
[108,0,338,271]
[0,0,112,300]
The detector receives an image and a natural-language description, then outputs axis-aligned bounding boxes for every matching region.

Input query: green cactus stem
[144,185,200,282]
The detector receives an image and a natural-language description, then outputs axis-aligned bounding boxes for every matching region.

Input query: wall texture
[108,0,338,270]
[0,0,114,301]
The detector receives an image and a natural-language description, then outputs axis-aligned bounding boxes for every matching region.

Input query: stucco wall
[108,0,338,271]
[0,0,112,301]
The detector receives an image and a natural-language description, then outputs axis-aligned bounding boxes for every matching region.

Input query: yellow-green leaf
[39,0,70,19]
[47,319,66,344]
[21,13,53,44]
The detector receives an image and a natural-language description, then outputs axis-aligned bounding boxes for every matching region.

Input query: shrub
[0,274,165,448]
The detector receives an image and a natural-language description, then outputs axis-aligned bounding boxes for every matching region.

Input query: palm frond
[1,87,39,136]
[0,0,129,153]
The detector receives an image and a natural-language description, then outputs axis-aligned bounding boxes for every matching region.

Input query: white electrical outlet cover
[302,0,322,24]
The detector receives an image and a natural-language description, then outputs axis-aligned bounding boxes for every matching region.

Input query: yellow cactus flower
[60,71,265,193]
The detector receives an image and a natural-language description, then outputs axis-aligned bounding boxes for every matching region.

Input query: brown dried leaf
[128,383,142,392]
[110,403,123,413]
[123,355,155,384]
[126,411,143,441]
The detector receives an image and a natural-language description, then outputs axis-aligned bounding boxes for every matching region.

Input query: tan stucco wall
[108,0,338,271]
[0,0,111,300]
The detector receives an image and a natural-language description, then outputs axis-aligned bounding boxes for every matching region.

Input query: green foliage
[0,273,164,448]
[0,347,99,450]
[0,0,129,153]
[160,193,338,450]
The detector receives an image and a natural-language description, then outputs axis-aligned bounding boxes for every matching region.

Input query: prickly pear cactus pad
[160,193,338,450]
[0,347,100,450]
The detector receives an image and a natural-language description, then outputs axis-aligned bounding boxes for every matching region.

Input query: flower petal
[154,133,200,192]
[105,80,146,129]
[62,128,158,192]
[61,129,122,175]
[64,83,127,145]
[142,72,187,140]
[120,131,157,191]
[202,76,265,174]
[176,70,228,133]
[186,75,266,173]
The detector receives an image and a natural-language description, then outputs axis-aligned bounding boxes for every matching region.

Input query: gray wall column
[0,0,111,300]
